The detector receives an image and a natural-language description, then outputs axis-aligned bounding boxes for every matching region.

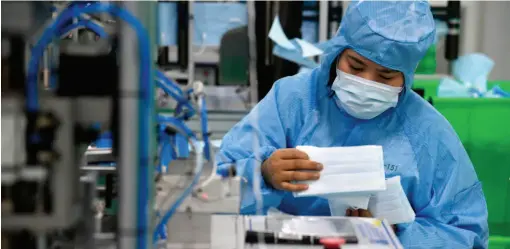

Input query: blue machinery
[4,2,211,249]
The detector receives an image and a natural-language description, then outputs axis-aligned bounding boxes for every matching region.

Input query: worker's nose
[357,71,378,82]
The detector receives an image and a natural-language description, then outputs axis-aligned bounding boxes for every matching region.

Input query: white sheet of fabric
[294,145,386,197]
[328,194,372,216]
[368,176,416,225]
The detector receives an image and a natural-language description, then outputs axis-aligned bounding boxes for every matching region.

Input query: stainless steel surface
[117,2,139,248]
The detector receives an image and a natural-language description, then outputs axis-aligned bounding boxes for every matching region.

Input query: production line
[2,1,510,249]
[1,2,385,249]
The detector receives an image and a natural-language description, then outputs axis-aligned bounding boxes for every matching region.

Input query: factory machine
[1,1,241,249]
[1,2,402,249]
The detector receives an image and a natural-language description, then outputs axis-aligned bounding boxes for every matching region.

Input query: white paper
[296,38,324,57]
[268,16,296,50]
[294,145,386,197]
[368,176,416,225]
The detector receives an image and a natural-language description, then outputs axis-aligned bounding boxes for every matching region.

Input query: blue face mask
[332,70,402,120]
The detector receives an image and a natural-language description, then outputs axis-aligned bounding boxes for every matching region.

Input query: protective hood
[317,0,436,89]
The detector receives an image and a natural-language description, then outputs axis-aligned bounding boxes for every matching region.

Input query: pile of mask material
[438,53,510,98]
[295,145,415,225]
[268,16,324,69]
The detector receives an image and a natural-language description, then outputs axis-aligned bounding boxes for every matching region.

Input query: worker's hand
[346,208,373,218]
[346,209,397,233]
[261,148,323,192]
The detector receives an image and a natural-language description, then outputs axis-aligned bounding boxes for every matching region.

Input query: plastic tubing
[59,19,108,38]
[26,3,152,248]
[152,116,204,243]
[156,70,183,95]
[155,76,195,117]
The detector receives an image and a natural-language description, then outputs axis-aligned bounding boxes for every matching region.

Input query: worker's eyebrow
[377,68,399,74]
[347,55,366,65]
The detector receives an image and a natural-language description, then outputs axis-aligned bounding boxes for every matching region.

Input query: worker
[216,1,489,248]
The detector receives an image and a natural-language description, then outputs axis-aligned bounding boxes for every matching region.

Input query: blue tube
[59,19,108,38]
[157,115,197,140]
[153,169,202,243]
[153,115,203,243]
[156,70,182,95]
[155,70,197,119]
[155,73,195,116]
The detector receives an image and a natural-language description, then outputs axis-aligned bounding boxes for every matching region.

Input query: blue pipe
[153,115,204,243]
[156,70,183,95]
[157,115,197,140]
[59,19,108,38]
[155,72,195,117]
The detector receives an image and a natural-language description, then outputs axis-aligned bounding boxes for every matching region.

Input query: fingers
[281,159,323,171]
[275,148,310,160]
[351,209,359,217]
[359,209,372,217]
[280,171,320,181]
[345,209,372,217]
[280,182,309,192]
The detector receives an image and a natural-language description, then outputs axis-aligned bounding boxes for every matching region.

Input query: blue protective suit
[216,1,489,248]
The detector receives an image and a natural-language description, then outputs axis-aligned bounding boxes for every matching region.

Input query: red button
[320,237,346,249]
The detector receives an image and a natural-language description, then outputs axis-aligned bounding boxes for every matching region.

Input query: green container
[430,97,510,236]
[412,78,510,239]
[416,45,437,75]
[412,79,510,100]
[490,236,510,249]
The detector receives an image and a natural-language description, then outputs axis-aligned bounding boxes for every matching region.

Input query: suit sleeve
[215,80,297,214]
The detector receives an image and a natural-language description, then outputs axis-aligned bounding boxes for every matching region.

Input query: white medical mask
[293,145,386,198]
[332,70,402,120]
[368,176,415,225]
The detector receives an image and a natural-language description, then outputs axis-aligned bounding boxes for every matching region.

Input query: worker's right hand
[261,148,323,192]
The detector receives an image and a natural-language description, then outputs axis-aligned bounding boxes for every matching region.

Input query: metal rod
[117,2,139,249]
[247,1,259,106]
[187,1,195,88]
[319,0,329,42]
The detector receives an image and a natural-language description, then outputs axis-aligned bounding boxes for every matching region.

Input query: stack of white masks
[368,176,416,225]
[294,145,387,213]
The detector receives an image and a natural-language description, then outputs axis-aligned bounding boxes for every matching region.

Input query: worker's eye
[349,65,363,71]
[379,75,393,80]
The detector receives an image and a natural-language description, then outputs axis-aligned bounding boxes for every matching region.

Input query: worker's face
[337,49,405,88]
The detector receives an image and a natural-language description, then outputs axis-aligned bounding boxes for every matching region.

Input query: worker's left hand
[345,209,397,233]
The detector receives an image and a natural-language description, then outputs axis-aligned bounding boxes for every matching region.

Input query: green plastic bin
[490,236,510,249]
[416,45,437,75]
[429,97,510,238]
[413,79,510,100]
